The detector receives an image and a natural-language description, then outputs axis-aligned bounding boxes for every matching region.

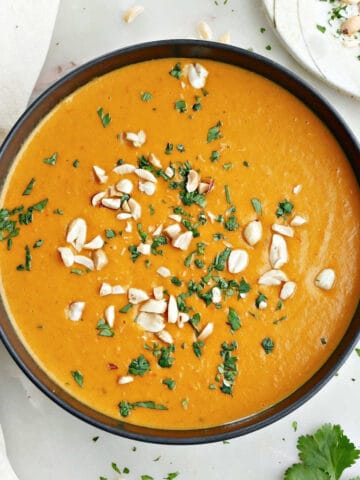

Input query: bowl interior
[0,40,359,444]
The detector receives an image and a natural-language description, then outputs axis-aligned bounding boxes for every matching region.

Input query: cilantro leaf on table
[285,464,330,479]
[284,424,360,480]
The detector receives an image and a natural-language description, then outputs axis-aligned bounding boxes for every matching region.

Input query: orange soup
[0,58,359,429]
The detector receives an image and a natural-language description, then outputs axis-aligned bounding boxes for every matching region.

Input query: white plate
[261,0,360,99]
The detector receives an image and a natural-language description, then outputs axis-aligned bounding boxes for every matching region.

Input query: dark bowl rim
[0,39,359,445]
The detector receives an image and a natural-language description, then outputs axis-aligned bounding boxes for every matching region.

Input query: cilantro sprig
[284,424,360,480]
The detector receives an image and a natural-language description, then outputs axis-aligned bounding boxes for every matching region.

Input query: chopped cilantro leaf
[43,152,57,165]
[119,303,133,313]
[128,245,141,262]
[276,199,294,219]
[33,239,43,248]
[223,162,233,170]
[192,341,205,358]
[171,277,182,286]
[111,463,121,474]
[105,229,116,239]
[224,215,239,231]
[71,370,83,387]
[227,308,241,331]
[96,318,114,337]
[162,378,176,390]
[72,159,79,168]
[128,355,150,376]
[119,401,167,418]
[210,150,220,162]
[141,92,153,101]
[213,247,231,271]
[97,107,111,127]
[251,198,262,216]
[158,345,175,368]
[224,185,231,204]
[175,100,187,113]
[22,178,36,196]
[207,121,223,143]
[261,337,274,354]
[317,24,326,33]
[255,292,267,309]
[169,63,182,79]
[165,142,173,155]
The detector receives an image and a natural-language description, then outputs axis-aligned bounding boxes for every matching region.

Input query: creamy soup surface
[0,58,359,429]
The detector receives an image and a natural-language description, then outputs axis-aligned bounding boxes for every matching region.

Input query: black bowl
[0,40,359,444]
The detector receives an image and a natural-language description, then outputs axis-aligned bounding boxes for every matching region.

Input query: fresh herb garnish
[224,185,231,204]
[128,245,141,262]
[162,378,176,390]
[158,345,175,368]
[22,178,36,196]
[105,229,116,239]
[284,424,360,480]
[227,308,241,331]
[273,315,287,325]
[192,341,205,358]
[276,199,294,219]
[261,337,274,354]
[119,303,133,313]
[213,247,231,271]
[149,204,155,215]
[43,153,57,166]
[217,341,238,395]
[119,400,167,418]
[210,150,220,162]
[33,239,43,248]
[251,198,262,216]
[175,100,187,113]
[317,24,326,33]
[223,162,233,170]
[224,215,239,231]
[181,399,189,410]
[141,92,153,102]
[255,292,267,309]
[53,208,63,215]
[25,245,31,271]
[111,463,121,474]
[97,107,111,127]
[169,63,182,79]
[171,277,182,287]
[70,268,83,275]
[128,355,150,376]
[213,233,223,241]
[176,144,185,153]
[72,159,79,168]
[165,142,173,155]
[151,235,167,255]
[165,473,179,480]
[137,223,148,242]
[96,318,114,337]
[207,121,223,143]
[71,370,83,387]
[276,300,283,311]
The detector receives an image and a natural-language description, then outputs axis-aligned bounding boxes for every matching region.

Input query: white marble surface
[1,1,359,479]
